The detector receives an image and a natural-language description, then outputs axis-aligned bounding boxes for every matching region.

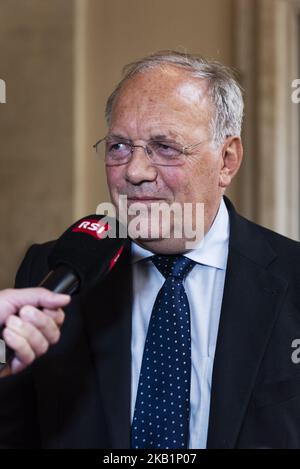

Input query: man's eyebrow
[107,133,180,142]
[150,134,179,141]
[107,133,131,140]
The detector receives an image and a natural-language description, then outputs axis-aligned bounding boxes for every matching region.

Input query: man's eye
[107,142,129,154]
[152,142,181,157]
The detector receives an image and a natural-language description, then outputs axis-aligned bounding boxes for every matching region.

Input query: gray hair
[105,50,244,147]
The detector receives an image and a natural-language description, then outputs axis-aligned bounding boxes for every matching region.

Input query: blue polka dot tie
[131,255,196,449]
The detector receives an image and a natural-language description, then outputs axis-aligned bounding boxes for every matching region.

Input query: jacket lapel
[207,199,289,448]
[80,242,132,448]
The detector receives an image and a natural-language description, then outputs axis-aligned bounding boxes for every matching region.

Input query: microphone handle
[0,265,79,369]
[39,265,80,295]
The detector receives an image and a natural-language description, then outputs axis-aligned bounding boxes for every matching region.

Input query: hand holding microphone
[0,288,70,375]
[1,214,127,376]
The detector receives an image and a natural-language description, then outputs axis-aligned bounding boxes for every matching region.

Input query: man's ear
[219,136,243,188]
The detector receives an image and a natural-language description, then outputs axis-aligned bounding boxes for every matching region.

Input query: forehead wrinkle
[110,68,213,140]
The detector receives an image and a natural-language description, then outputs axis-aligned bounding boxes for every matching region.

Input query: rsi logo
[72,218,112,239]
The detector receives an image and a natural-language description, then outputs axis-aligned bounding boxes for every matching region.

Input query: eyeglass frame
[93,135,212,167]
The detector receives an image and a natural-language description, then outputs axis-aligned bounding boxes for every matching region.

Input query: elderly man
[0,51,299,449]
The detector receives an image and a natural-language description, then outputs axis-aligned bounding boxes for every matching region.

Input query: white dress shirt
[130,197,229,448]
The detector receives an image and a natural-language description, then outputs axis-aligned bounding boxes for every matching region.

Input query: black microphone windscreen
[48,214,128,288]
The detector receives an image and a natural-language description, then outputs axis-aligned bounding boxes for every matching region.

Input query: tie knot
[151,255,196,280]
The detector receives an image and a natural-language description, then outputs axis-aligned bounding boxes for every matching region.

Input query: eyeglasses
[93,136,209,167]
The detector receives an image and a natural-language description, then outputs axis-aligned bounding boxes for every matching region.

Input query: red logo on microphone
[72,219,112,239]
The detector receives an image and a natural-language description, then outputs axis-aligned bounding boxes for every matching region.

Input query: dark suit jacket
[0,197,300,448]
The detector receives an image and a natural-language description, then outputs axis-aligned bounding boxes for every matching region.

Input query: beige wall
[75,0,236,217]
[0,0,74,288]
[0,0,235,288]
[235,0,300,240]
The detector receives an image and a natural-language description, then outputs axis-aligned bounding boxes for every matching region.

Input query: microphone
[1,214,128,365]
[39,214,128,294]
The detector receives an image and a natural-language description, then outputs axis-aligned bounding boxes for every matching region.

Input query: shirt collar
[131,197,229,270]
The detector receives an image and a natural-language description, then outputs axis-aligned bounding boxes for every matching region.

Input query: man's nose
[125,146,158,184]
